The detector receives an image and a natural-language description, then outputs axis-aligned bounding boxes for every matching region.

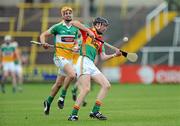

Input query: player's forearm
[40,31,50,44]
[71,21,92,33]
[71,21,95,38]
[100,53,116,61]
[71,21,86,30]
[15,49,21,63]
[16,49,21,62]
[40,33,47,44]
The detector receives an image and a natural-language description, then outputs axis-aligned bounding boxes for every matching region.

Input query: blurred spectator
[0,35,18,93]
[13,42,24,92]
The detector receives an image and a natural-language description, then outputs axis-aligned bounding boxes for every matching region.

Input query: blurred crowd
[166,0,180,14]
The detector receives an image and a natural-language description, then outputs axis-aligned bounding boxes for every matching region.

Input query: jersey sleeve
[102,45,105,53]
[47,24,59,35]
[79,29,88,43]
[98,44,105,54]
[12,42,18,48]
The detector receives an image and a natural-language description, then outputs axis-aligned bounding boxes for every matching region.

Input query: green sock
[12,86,16,93]
[71,105,80,115]
[72,86,77,95]
[47,96,54,105]
[1,79,5,93]
[92,101,102,113]
[1,81,5,90]
[60,89,67,98]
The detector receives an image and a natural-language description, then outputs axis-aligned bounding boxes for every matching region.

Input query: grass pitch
[0,83,180,126]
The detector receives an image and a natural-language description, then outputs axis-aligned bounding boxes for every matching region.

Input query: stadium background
[0,0,180,126]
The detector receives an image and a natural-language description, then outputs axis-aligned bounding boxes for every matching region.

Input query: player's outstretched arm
[70,20,95,38]
[100,51,121,61]
[100,52,116,61]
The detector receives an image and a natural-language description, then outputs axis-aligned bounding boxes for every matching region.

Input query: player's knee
[68,72,76,79]
[107,84,111,90]
[83,87,91,93]
[103,83,111,90]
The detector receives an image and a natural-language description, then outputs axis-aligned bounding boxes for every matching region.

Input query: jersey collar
[62,20,72,29]
[92,28,102,37]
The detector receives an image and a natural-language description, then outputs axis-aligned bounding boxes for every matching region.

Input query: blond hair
[61,6,73,16]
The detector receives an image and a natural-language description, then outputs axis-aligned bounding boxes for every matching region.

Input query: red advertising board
[120,65,180,84]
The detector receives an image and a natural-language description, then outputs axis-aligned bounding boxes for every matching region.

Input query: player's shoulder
[71,20,88,29]
[70,20,82,25]
[0,43,9,50]
[1,43,7,48]
[11,41,18,47]
[69,20,81,31]
[50,21,63,29]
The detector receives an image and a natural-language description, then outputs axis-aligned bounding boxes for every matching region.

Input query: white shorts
[53,56,73,76]
[14,64,23,74]
[75,56,101,78]
[2,62,15,72]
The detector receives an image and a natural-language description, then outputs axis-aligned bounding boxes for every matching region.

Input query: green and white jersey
[0,43,16,63]
[48,21,79,59]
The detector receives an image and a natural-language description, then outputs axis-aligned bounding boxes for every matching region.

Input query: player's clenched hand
[42,42,50,49]
[115,49,122,56]
[72,46,80,53]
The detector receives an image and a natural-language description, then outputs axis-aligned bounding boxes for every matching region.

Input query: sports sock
[12,86,16,93]
[60,89,67,99]
[92,100,102,113]
[71,105,80,115]
[0,81,5,93]
[1,78,6,93]
[72,86,77,95]
[18,83,23,92]
[47,96,54,105]
[18,86,23,92]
